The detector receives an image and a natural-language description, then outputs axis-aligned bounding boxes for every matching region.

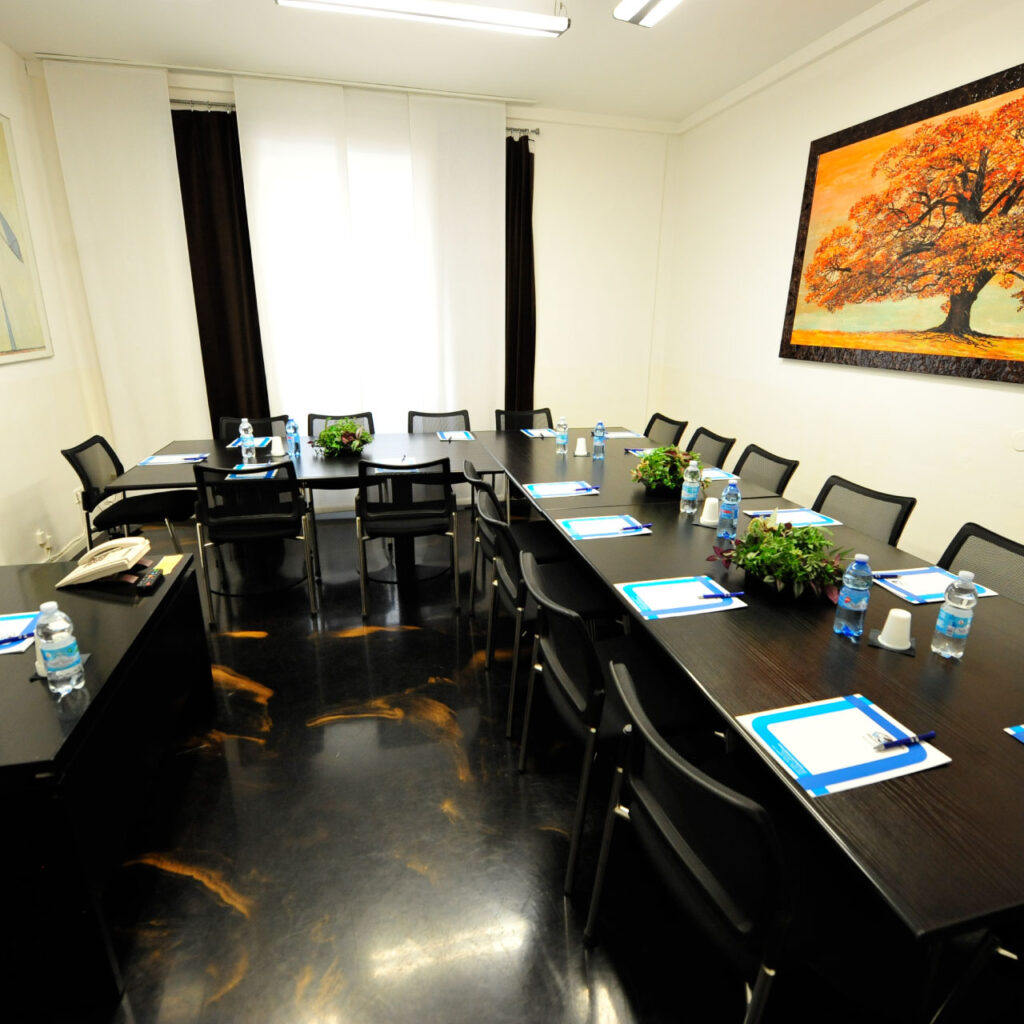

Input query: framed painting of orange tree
[781,62,1024,383]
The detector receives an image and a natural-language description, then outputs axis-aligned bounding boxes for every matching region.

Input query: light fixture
[276,0,570,37]
[612,0,682,28]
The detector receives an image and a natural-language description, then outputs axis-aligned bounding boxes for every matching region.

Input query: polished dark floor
[83,515,1018,1024]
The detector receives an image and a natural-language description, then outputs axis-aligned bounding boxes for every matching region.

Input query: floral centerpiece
[707,516,848,600]
[311,418,373,457]
[631,446,704,496]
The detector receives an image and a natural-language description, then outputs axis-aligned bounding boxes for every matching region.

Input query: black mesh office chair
[812,475,917,547]
[354,457,459,618]
[732,444,800,496]
[495,408,553,431]
[644,413,688,447]
[218,415,289,442]
[193,461,318,628]
[938,522,1024,603]
[307,412,375,438]
[684,427,736,469]
[518,550,630,895]
[61,435,196,553]
[407,410,470,433]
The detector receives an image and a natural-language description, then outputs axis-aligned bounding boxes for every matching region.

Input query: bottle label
[721,504,738,521]
[838,586,869,612]
[682,481,700,501]
[936,607,972,639]
[40,639,82,671]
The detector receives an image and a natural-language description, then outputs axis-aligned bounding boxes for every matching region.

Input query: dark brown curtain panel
[172,109,270,433]
[505,135,537,410]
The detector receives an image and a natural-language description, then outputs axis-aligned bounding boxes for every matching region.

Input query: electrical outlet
[72,488,82,506]
[35,529,48,547]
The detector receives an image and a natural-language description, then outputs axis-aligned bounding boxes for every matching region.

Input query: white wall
[522,118,668,429]
[651,0,1024,561]
[0,47,109,563]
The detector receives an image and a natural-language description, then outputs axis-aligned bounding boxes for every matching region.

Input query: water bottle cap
[40,600,57,614]
[958,570,975,581]
[855,553,869,562]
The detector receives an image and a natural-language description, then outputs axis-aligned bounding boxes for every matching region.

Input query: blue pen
[873,572,902,579]
[875,730,935,751]
[700,591,744,599]
[0,632,34,647]
[620,522,652,532]
[574,486,598,492]
[746,511,776,518]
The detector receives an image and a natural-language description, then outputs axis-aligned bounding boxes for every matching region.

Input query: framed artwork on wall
[0,112,52,364]
[780,62,1024,384]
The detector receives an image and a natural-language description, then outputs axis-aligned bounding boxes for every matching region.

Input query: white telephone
[56,536,152,588]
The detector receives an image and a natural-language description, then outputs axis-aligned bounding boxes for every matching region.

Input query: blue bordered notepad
[437,430,474,441]
[603,430,645,439]
[701,467,738,482]
[736,694,950,797]
[1006,725,1024,745]
[0,612,40,654]
[227,466,278,479]
[227,436,272,448]
[139,453,208,465]
[872,566,998,604]
[524,481,599,498]
[557,515,651,540]
[624,447,656,456]
[521,428,557,437]
[615,576,746,619]
[743,508,841,528]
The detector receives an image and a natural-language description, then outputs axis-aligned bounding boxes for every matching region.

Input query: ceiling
[0,0,896,124]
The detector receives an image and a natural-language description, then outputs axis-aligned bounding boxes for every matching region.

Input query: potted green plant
[311,417,373,457]
[631,446,704,497]
[707,516,849,600]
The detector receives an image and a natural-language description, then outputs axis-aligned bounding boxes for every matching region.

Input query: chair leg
[517,637,540,771]
[449,513,460,614]
[742,963,776,1024]
[505,605,525,739]
[301,513,318,616]
[163,518,184,555]
[486,577,499,670]
[194,521,216,629]
[306,488,322,581]
[356,517,369,619]
[82,506,94,551]
[583,765,625,944]
[469,535,480,616]
[564,727,598,895]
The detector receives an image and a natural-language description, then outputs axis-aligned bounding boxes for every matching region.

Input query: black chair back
[356,457,455,531]
[407,409,470,434]
[938,522,1024,603]
[308,412,375,437]
[61,435,124,513]
[812,475,916,547]
[732,444,799,496]
[684,427,736,470]
[644,413,688,447]
[218,415,289,442]
[193,461,307,543]
[495,408,553,431]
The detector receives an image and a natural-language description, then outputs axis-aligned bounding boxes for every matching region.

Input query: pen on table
[873,572,902,579]
[700,591,744,600]
[574,486,598,492]
[746,511,776,518]
[620,522,652,533]
[875,730,936,751]
[0,632,35,647]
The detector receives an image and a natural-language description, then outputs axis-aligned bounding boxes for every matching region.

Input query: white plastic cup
[574,437,588,456]
[700,497,720,526]
[877,608,913,651]
[270,436,286,457]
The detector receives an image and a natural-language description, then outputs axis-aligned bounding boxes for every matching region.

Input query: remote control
[135,567,164,591]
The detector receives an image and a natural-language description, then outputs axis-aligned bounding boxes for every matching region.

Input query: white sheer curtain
[233,78,505,435]
[42,61,209,459]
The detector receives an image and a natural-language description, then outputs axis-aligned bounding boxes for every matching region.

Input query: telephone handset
[56,536,152,588]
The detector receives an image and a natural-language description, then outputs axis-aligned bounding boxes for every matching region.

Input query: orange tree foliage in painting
[804,95,1024,342]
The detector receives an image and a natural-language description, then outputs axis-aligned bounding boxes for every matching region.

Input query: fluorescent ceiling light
[276,0,571,37]
[613,0,683,28]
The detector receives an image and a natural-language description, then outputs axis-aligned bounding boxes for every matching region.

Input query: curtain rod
[506,127,539,136]
[170,99,236,112]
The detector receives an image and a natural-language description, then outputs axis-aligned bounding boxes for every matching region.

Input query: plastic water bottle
[36,601,86,695]
[593,421,606,461]
[931,570,978,660]
[285,417,300,459]
[239,417,256,462]
[716,478,742,539]
[555,416,569,455]
[680,458,701,514]
[833,553,872,637]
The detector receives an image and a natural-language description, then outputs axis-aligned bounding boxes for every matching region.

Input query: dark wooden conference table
[115,428,1024,946]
